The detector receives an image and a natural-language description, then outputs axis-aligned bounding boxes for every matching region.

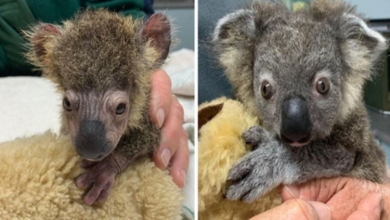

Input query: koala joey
[26,10,171,205]
[212,0,389,202]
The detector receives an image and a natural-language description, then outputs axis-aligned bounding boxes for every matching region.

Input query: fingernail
[284,185,300,198]
[161,148,171,168]
[181,169,187,184]
[157,108,165,128]
[309,201,331,220]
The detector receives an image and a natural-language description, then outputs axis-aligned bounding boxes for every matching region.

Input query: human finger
[153,97,184,169]
[149,69,172,128]
[346,193,383,220]
[169,130,189,188]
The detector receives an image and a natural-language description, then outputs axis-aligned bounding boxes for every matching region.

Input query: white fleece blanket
[0,49,195,219]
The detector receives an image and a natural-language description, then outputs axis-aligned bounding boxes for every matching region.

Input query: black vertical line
[387,51,390,102]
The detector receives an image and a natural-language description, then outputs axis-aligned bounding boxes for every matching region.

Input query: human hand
[149,69,189,188]
[249,191,383,220]
[277,177,388,220]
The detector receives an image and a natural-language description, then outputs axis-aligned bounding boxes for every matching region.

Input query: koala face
[62,88,131,160]
[213,0,387,147]
[26,11,171,159]
[252,15,343,146]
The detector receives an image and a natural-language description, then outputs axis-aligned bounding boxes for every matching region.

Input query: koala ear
[213,2,289,116]
[311,0,387,72]
[213,1,287,43]
[27,24,62,65]
[338,14,387,65]
[212,9,257,115]
[141,13,171,61]
[213,9,256,43]
[336,14,387,120]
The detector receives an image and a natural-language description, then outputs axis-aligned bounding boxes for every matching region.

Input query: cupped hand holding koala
[280,178,387,220]
[252,177,386,220]
[251,191,382,220]
[213,0,388,204]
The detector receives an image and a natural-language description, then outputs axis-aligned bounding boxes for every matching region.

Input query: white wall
[345,0,390,19]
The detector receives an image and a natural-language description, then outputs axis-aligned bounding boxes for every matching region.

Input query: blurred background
[155,0,194,50]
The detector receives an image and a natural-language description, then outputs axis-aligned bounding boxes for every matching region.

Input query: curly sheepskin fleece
[0,132,183,220]
[198,97,281,220]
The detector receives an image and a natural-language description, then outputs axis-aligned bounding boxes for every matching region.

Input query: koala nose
[75,120,110,160]
[280,96,312,145]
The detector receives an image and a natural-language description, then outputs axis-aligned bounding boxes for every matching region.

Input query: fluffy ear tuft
[338,14,387,120]
[213,9,255,43]
[310,0,388,70]
[141,13,171,61]
[212,9,257,114]
[25,24,62,66]
[340,14,388,63]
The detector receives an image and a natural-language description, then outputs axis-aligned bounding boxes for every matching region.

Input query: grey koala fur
[25,10,171,205]
[212,0,389,202]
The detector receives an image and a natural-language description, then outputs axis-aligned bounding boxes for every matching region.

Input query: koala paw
[76,157,119,205]
[225,148,278,203]
[242,125,270,150]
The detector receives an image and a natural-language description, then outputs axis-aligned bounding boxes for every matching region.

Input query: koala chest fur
[26,10,171,205]
[213,0,388,202]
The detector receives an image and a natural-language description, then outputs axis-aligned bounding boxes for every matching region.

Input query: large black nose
[75,120,110,159]
[280,96,312,145]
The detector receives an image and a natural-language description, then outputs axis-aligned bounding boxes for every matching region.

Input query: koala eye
[260,80,274,100]
[116,103,126,115]
[63,98,72,111]
[316,78,330,95]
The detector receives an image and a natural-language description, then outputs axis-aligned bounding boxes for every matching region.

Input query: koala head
[26,10,171,160]
[213,0,387,146]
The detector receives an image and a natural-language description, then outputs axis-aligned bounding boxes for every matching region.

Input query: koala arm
[225,125,356,203]
[116,114,161,161]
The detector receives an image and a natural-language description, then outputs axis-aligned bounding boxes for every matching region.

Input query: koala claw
[242,125,269,149]
[226,173,269,203]
[227,157,254,181]
[226,149,277,203]
[76,158,118,205]
[225,178,251,201]
[240,187,266,202]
